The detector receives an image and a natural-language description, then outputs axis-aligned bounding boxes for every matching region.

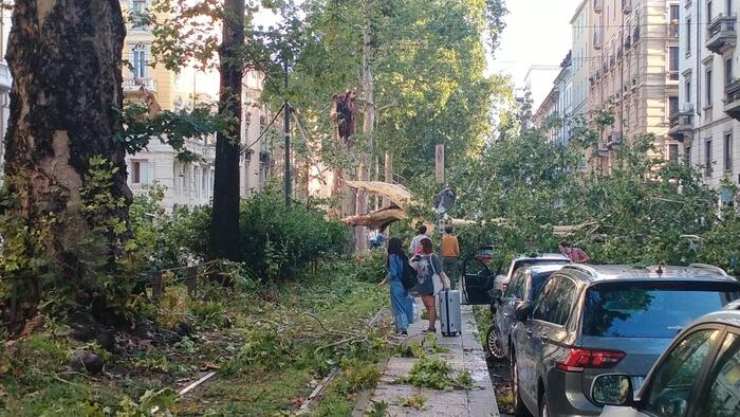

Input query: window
[670,5,680,36]
[726,58,734,86]
[528,271,555,302]
[727,0,733,15]
[581,282,739,339]
[669,47,679,79]
[698,333,740,417]
[707,139,714,176]
[686,77,692,104]
[505,270,527,299]
[686,145,692,165]
[708,0,714,23]
[532,277,577,326]
[707,69,714,104]
[686,17,692,54]
[132,46,147,79]
[131,0,147,28]
[669,144,679,163]
[669,96,679,117]
[725,133,733,171]
[645,329,720,417]
[131,161,141,184]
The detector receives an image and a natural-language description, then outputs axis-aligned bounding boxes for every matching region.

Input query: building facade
[555,51,575,144]
[0,3,12,179]
[674,0,740,189]
[587,0,681,173]
[571,0,593,116]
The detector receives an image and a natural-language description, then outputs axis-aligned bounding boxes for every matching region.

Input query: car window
[532,277,576,325]
[505,270,525,298]
[644,329,720,417]
[529,271,555,302]
[697,333,740,417]
[582,282,740,339]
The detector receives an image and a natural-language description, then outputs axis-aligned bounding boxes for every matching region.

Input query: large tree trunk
[210,0,244,261]
[354,9,374,252]
[3,0,129,325]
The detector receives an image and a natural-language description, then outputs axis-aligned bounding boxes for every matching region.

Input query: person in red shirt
[559,241,591,263]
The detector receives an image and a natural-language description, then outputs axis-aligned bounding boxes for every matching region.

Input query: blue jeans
[390,280,414,332]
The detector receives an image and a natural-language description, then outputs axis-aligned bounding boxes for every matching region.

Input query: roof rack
[561,264,599,276]
[688,263,729,277]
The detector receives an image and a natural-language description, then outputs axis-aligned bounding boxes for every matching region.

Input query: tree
[1,1,129,327]
[210,0,245,261]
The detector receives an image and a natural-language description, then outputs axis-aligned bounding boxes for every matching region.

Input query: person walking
[410,238,450,333]
[440,225,461,288]
[408,224,429,256]
[380,238,414,335]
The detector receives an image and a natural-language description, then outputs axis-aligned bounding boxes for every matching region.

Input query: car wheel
[511,352,529,417]
[485,325,505,361]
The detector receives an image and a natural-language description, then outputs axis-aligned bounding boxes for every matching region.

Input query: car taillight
[555,348,625,372]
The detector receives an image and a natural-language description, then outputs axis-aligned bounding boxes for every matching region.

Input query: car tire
[511,351,530,417]
[485,325,505,362]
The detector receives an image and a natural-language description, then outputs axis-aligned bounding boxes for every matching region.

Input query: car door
[462,255,494,305]
[618,327,725,417]
[497,269,527,354]
[690,328,740,417]
[515,276,562,412]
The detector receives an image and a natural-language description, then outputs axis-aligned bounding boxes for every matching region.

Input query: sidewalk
[356,303,499,417]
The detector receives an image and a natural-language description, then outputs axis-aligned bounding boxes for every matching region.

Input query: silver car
[592,300,740,417]
[493,253,570,296]
[487,264,564,361]
[510,264,740,417]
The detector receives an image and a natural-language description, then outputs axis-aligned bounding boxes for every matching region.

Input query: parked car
[486,264,564,361]
[509,264,740,417]
[493,253,570,296]
[591,300,740,417]
[461,246,498,305]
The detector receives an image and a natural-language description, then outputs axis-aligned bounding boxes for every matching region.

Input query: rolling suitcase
[438,289,462,337]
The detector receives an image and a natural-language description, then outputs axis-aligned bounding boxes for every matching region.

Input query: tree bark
[210,0,244,261]
[3,0,129,320]
[354,7,374,252]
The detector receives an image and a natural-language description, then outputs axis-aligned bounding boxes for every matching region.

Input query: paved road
[356,303,500,417]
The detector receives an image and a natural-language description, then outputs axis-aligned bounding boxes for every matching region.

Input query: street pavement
[355,302,500,417]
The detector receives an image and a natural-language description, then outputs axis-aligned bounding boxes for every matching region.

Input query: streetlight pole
[283,56,291,206]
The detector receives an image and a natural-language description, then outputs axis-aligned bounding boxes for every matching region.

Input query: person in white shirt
[408,224,429,256]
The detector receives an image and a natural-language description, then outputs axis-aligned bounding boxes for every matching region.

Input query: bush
[238,193,351,280]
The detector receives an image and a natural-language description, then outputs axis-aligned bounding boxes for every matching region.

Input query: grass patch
[1,257,392,416]
[400,394,427,410]
[398,355,475,391]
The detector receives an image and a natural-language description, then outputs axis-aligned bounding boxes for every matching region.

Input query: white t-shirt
[409,234,429,255]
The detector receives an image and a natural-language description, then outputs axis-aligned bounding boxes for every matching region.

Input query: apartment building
[534,52,575,144]
[0,3,11,179]
[572,0,593,116]
[121,0,277,210]
[673,0,740,189]
[588,0,681,172]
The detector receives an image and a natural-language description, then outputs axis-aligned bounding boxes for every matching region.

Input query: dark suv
[509,264,740,417]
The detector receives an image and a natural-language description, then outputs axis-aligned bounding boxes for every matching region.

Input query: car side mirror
[514,302,531,322]
[591,374,634,407]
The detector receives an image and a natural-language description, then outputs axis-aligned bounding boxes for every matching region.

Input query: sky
[489,0,583,85]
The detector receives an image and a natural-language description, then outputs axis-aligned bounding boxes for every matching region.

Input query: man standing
[441,225,461,288]
[409,224,429,256]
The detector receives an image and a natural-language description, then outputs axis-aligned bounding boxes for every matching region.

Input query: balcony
[668,109,695,141]
[706,15,737,54]
[724,79,740,121]
[123,77,157,92]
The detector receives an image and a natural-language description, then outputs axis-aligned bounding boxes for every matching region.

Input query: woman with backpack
[410,238,451,334]
[380,237,415,335]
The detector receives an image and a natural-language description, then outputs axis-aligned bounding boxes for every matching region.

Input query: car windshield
[513,259,567,276]
[582,282,740,339]
[529,271,555,301]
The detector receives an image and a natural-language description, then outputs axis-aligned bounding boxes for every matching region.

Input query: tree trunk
[210,0,244,261]
[3,0,129,324]
[354,9,374,252]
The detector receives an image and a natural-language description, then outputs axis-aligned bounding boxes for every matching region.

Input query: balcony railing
[123,77,157,92]
[668,108,694,141]
[724,79,740,121]
[706,15,737,54]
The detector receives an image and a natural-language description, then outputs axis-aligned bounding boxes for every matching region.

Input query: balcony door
[132,46,147,80]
